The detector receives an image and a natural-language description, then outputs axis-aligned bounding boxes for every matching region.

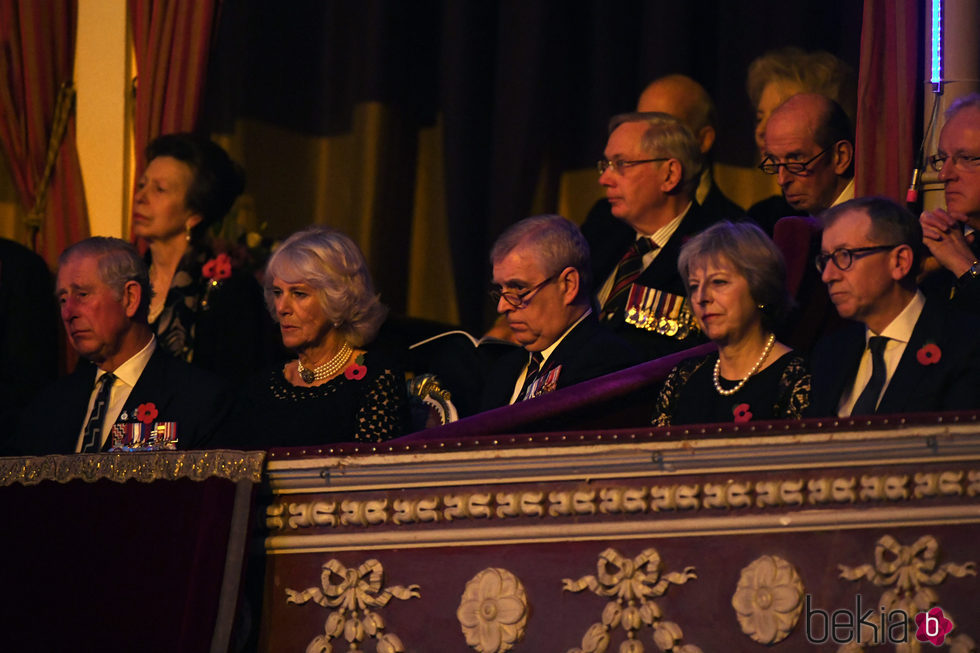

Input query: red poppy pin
[733,403,753,423]
[135,402,159,424]
[916,343,941,366]
[344,353,367,380]
[202,253,233,281]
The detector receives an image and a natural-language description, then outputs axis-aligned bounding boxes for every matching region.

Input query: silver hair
[946,92,980,119]
[746,47,857,123]
[490,214,592,301]
[608,112,703,196]
[59,237,152,321]
[264,226,387,347]
[677,221,792,331]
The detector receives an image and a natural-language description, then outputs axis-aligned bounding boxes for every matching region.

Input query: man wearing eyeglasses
[753,93,854,231]
[808,197,980,416]
[585,112,713,360]
[480,215,640,410]
[919,93,980,311]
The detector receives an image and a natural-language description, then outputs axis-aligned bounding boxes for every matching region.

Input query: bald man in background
[635,74,744,220]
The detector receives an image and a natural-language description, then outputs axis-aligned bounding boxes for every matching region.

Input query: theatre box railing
[0,449,264,653]
[259,414,980,652]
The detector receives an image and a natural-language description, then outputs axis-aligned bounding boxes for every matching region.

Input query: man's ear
[660,159,683,193]
[696,125,715,155]
[831,139,854,176]
[890,244,915,281]
[121,280,143,319]
[558,267,580,306]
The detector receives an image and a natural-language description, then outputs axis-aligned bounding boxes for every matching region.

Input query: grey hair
[264,226,387,347]
[677,221,792,331]
[490,214,592,302]
[746,47,857,123]
[608,112,703,196]
[59,237,152,321]
[946,92,980,119]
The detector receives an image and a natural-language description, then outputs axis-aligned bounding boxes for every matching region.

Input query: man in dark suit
[809,197,980,416]
[11,237,231,455]
[481,215,640,411]
[0,238,58,443]
[919,93,980,311]
[584,112,713,360]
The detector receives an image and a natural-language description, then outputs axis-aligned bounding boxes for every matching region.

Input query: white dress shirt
[75,336,157,452]
[837,291,925,416]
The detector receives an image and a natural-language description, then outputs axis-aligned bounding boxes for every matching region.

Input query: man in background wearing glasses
[586,112,712,361]
[919,93,980,311]
[753,93,855,233]
[480,215,639,411]
[808,197,980,417]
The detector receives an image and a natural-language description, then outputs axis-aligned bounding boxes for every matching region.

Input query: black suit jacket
[920,239,980,314]
[10,346,233,455]
[581,200,715,360]
[480,313,641,411]
[809,298,980,416]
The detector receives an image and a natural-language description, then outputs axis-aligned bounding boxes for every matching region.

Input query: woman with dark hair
[133,132,272,378]
[652,221,810,425]
[234,226,409,447]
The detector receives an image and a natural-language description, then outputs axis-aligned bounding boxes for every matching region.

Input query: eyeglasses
[489,274,558,307]
[597,158,670,175]
[927,152,980,173]
[758,148,829,175]
[815,244,901,273]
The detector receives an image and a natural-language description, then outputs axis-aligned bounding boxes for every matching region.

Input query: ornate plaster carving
[285,558,420,653]
[562,548,702,653]
[731,555,804,644]
[457,568,529,653]
[264,468,980,531]
[837,534,976,650]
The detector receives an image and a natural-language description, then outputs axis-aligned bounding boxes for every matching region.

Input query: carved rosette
[457,568,529,653]
[285,558,420,653]
[836,534,977,651]
[731,555,803,644]
[562,548,702,653]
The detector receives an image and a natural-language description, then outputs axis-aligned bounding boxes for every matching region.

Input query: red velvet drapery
[129,0,221,178]
[0,0,89,266]
[855,0,920,201]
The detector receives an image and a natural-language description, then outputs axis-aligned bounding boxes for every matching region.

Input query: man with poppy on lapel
[9,237,231,455]
[809,197,980,416]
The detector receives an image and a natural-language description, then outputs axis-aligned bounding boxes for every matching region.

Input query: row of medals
[623,285,698,339]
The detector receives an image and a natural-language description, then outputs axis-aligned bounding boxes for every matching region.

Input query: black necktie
[81,373,116,453]
[518,352,544,401]
[851,336,889,415]
[600,237,656,321]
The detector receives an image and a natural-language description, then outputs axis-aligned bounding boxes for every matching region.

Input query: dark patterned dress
[149,245,275,379]
[652,351,810,426]
[231,350,410,448]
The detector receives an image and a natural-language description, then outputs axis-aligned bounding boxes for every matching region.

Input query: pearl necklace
[297,341,352,384]
[713,333,776,396]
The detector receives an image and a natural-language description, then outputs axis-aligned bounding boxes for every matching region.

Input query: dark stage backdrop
[202,0,863,332]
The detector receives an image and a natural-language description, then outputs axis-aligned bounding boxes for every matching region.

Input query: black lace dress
[652,351,811,426]
[231,350,410,448]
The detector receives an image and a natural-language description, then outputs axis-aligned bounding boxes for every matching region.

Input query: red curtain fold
[0,0,89,266]
[855,0,920,201]
[129,0,220,178]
